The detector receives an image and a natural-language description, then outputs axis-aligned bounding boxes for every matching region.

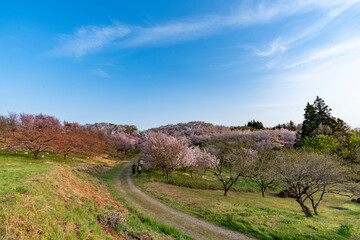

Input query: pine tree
[300,102,318,139]
[299,96,350,146]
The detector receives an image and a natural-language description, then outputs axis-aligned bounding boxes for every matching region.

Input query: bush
[337,224,353,237]
[297,135,340,154]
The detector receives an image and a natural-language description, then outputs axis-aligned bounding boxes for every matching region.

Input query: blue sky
[1,0,360,129]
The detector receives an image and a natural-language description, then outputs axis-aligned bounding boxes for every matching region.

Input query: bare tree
[247,140,276,197]
[272,150,347,217]
[212,147,257,196]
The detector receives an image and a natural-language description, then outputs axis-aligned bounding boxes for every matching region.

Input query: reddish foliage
[10,114,62,158]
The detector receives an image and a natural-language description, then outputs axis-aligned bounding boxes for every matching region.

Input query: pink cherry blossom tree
[143,131,189,181]
[107,132,142,157]
[184,146,219,178]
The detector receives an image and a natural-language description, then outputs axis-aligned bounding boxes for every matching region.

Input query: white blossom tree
[143,132,189,181]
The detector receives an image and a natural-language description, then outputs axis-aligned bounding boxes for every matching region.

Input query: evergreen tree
[312,96,336,128]
[300,102,318,139]
[246,120,264,130]
[299,96,352,156]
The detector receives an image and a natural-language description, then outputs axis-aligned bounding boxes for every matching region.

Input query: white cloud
[49,24,130,57]
[50,0,360,57]
[255,38,286,56]
[285,38,360,69]
[254,0,360,57]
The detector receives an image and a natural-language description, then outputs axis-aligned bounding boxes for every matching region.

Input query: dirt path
[115,155,255,240]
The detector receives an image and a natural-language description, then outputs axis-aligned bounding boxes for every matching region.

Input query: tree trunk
[224,188,228,196]
[34,151,39,159]
[261,187,266,197]
[297,199,313,217]
[64,154,67,160]
[313,206,318,216]
[166,172,169,181]
[310,198,320,216]
[190,171,193,178]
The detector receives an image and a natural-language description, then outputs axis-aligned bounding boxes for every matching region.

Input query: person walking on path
[137,163,142,175]
[131,163,136,175]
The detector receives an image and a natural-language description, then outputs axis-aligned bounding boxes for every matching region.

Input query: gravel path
[115,155,255,240]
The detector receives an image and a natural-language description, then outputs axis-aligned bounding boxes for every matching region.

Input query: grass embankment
[133,167,360,240]
[0,150,191,239]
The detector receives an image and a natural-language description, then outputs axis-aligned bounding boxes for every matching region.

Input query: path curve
[115,155,255,240]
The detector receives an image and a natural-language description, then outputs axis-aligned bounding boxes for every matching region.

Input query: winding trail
[115,155,255,240]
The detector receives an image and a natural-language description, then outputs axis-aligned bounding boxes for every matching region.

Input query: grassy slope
[0,150,191,240]
[133,168,360,240]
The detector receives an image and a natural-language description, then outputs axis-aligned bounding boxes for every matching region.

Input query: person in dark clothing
[131,163,136,175]
[137,163,142,175]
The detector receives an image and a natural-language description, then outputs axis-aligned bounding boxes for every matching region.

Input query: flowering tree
[184,146,219,177]
[143,132,189,181]
[90,122,139,135]
[62,122,106,157]
[11,114,62,158]
[54,129,82,160]
[147,121,231,145]
[107,132,142,157]
[0,113,18,149]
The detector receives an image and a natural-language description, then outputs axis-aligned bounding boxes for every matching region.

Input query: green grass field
[0,150,192,239]
[134,167,360,240]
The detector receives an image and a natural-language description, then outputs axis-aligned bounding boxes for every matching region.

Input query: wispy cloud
[91,68,111,77]
[48,24,130,57]
[254,0,360,57]
[255,38,286,56]
[285,39,360,69]
[50,0,360,58]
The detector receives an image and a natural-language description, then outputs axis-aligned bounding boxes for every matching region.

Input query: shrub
[337,223,353,237]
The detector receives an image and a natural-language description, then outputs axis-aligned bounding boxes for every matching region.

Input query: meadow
[133,167,360,240]
[0,150,191,240]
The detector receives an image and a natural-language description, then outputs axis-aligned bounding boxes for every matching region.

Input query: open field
[0,150,192,239]
[133,168,360,240]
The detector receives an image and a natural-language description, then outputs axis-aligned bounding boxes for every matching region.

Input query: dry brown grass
[1,165,128,239]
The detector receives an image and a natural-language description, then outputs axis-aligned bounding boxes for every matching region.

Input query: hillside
[0,150,191,240]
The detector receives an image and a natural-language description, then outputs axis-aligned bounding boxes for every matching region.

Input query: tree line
[0,113,142,159]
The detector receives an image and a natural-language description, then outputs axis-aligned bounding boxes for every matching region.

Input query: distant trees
[273,120,299,131]
[90,122,139,135]
[106,132,142,158]
[272,150,346,217]
[0,113,141,159]
[246,120,264,130]
[205,129,296,148]
[147,121,230,145]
